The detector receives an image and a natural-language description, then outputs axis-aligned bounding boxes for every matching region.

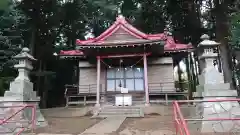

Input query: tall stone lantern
[198,34,224,85]
[3,47,47,127]
[194,34,240,133]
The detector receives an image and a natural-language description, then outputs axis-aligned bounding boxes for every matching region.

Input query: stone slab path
[80,117,126,135]
[22,134,72,135]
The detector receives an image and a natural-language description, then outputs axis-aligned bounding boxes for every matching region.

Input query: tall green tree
[0,0,24,95]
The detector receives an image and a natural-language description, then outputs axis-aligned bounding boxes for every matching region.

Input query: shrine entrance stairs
[95,105,144,118]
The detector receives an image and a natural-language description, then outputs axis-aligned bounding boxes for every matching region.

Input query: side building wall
[78,61,106,93]
[148,57,175,92]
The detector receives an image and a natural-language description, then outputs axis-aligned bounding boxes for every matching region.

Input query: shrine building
[59,14,193,106]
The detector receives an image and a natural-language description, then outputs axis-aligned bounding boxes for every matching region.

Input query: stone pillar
[143,53,150,106]
[1,47,47,127]
[194,34,240,133]
[96,56,101,107]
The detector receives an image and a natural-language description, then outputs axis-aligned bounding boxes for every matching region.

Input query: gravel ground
[32,116,102,135]
[23,105,240,135]
[110,114,176,135]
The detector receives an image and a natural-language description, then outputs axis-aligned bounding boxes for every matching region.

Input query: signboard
[120,87,128,93]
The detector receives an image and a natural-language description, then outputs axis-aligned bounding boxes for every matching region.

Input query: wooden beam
[99,52,151,59]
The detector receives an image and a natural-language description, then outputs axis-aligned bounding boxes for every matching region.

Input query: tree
[0,1,24,95]
[214,0,234,85]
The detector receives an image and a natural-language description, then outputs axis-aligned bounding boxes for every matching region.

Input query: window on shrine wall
[106,67,144,91]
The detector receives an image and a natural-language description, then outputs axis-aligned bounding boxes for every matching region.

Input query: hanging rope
[100,57,143,69]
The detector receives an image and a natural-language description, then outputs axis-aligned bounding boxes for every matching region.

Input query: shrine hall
[59,14,193,106]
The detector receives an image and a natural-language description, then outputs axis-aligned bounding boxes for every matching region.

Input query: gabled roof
[59,15,193,56]
[76,15,167,45]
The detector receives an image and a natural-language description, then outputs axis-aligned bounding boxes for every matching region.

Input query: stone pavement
[79,116,126,135]
[38,133,72,135]
[21,133,72,135]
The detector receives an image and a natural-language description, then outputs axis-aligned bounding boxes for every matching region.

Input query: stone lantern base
[194,83,240,132]
[1,79,47,128]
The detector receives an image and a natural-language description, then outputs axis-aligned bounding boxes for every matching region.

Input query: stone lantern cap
[14,47,36,61]
[198,34,220,47]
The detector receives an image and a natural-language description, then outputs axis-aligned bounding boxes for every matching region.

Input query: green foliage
[230,12,240,49]
[0,0,9,12]
[0,77,14,96]
[0,1,23,95]
[174,81,189,91]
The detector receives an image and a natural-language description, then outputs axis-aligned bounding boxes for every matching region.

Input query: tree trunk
[40,63,48,109]
[215,0,233,85]
[189,53,197,92]
[185,55,192,100]
[177,62,183,91]
[29,26,36,56]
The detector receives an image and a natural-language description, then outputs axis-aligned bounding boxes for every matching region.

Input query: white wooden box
[115,94,132,106]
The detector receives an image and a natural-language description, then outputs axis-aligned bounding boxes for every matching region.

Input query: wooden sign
[121,87,128,93]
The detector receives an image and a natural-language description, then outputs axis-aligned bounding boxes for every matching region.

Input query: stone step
[103,106,141,109]
[99,109,141,113]
[100,109,141,113]
[97,106,143,118]
[101,108,140,111]
[99,111,140,115]
[96,114,142,118]
[99,110,141,114]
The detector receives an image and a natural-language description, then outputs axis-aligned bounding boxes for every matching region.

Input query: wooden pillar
[96,56,101,106]
[143,53,150,106]
[177,62,183,91]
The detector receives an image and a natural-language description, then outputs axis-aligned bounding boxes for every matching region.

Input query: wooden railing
[148,82,189,105]
[148,81,189,93]
[149,82,176,92]
[64,82,190,106]
[65,81,189,95]
[65,84,103,96]
[64,84,103,106]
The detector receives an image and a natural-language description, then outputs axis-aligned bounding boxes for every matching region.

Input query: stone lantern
[14,47,36,81]
[198,34,224,85]
[194,34,240,133]
[2,47,47,127]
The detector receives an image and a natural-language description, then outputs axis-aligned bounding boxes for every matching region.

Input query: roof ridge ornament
[117,1,124,17]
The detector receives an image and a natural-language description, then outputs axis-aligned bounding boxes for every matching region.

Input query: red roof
[76,15,167,45]
[59,50,83,56]
[60,15,192,56]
